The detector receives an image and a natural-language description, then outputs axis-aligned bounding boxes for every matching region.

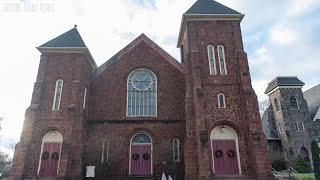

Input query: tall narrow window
[278,125,282,134]
[274,98,280,112]
[298,122,305,132]
[217,45,227,75]
[207,45,217,75]
[52,79,63,110]
[173,139,180,162]
[218,93,226,108]
[127,69,157,116]
[83,87,87,109]
[295,121,299,132]
[290,96,299,110]
[101,139,109,163]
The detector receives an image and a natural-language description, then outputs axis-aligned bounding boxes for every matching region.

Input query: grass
[278,172,315,180]
[300,173,316,180]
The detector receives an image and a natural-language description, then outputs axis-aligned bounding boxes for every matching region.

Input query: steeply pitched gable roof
[177,0,244,47]
[261,107,280,140]
[37,26,97,68]
[304,84,320,121]
[93,33,184,79]
[264,76,305,94]
[185,0,241,15]
[39,27,86,48]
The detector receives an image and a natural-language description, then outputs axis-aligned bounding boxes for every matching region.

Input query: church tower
[265,76,313,167]
[10,26,97,179]
[178,0,273,179]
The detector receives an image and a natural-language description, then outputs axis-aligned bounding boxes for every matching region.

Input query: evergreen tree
[293,155,310,173]
[311,140,320,180]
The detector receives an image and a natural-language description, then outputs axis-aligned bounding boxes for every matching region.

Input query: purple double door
[130,144,152,176]
[38,143,61,177]
[212,140,239,175]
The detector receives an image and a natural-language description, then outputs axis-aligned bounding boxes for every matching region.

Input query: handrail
[272,167,284,180]
[289,167,304,180]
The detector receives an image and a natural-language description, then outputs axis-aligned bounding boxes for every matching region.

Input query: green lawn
[300,173,316,180]
[278,172,315,180]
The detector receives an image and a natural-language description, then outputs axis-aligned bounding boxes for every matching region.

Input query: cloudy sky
[0,0,319,154]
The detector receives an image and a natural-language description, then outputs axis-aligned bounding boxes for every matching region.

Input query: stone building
[10,0,273,179]
[262,76,320,170]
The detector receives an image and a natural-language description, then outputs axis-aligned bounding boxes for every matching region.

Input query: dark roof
[39,27,86,48]
[261,107,280,140]
[304,84,320,120]
[185,0,241,15]
[264,76,305,94]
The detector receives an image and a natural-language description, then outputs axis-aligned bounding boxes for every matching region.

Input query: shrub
[293,155,310,173]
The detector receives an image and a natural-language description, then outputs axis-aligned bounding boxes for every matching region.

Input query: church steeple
[177,0,244,47]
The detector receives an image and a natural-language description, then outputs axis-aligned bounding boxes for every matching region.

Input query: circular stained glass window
[132,72,152,91]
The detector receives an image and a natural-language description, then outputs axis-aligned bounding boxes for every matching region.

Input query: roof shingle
[185,0,241,15]
[39,27,86,48]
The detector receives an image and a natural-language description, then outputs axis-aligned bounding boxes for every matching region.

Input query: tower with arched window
[264,76,314,168]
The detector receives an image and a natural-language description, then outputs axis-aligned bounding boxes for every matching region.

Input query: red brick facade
[10,5,273,180]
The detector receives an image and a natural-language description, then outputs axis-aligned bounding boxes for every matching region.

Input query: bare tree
[259,99,270,115]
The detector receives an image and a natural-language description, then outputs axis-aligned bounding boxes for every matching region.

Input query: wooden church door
[130,133,152,176]
[212,140,239,175]
[39,143,61,177]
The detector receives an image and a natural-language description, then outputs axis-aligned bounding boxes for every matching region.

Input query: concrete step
[213,175,255,180]
[127,176,154,180]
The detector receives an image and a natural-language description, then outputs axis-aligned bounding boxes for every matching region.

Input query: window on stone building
[101,139,109,162]
[278,125,283,134]
[173,138,180,162]
[127,69,157,116]
[217,45,227,75]
[83,86,87,109]
[278,124,285,134]
[218,93,226,108]
[274,98,280,112]
[207,45,217,75]
[290,96,299,110]
[295,121,305,132]
[52,79,63,110]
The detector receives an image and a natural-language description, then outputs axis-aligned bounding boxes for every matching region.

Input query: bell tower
[178,0,273,179]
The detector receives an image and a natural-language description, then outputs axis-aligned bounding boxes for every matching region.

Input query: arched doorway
[211,125,241,175]
[129,133,152,176]
[37,131,63,177]
[300,146,311,164]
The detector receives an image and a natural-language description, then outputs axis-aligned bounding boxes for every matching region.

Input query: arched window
[127,69,157,116]
[131,134,152,144]
[274,98,280,112]
[218,93,226,108]
[290,96,299,110]
[207,45,217,75]
[83,86,87,109]
[217,45,227,75]
[101,139,109,162]
[52,79,63,110]
[173,138,180,162]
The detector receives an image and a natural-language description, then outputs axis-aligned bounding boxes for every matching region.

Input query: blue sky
[0,0,319,154]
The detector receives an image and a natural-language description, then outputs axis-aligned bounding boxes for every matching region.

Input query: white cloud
[270,24,299,46]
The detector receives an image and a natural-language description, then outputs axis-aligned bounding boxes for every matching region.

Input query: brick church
[10,0,273,179]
